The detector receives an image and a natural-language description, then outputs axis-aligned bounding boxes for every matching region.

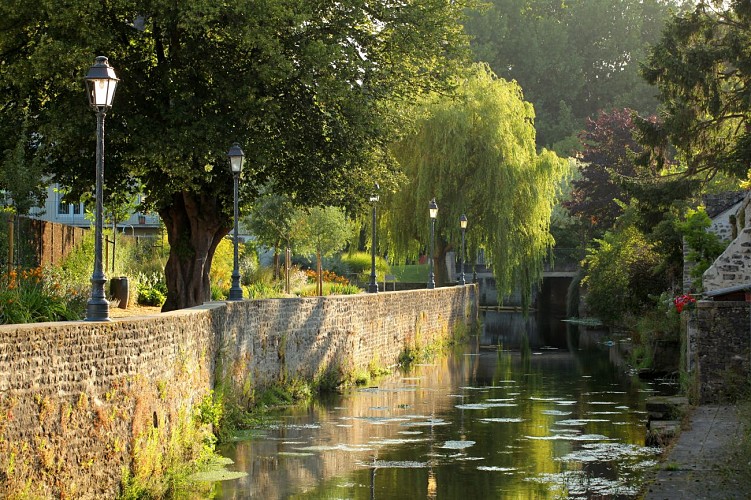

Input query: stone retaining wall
[0,286,477,498]
[692,300,751,403]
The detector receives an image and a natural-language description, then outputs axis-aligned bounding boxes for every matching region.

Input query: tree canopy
[463,0,677,151]
[0,0,474,309]
[640,0,751,182]
[385,64,567,308]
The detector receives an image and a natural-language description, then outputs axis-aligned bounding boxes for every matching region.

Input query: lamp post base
[367,282,379,293]
[228,271,243,300]
[85,299,111,322]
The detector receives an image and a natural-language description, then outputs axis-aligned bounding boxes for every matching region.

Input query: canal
[210,310,665,499]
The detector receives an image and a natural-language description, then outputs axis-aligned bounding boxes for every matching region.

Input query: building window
[58,199,69,215]
[73,203,81,215]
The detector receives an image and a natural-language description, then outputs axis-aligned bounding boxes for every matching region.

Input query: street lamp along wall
[84,56,119,322]
[228,144,245,301]
[427,198,438,290]
[368,183,380,293]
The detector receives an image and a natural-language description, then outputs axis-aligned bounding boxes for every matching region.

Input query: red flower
[673,293,696,313]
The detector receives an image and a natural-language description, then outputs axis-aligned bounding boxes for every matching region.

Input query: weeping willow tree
[384,64,568,308]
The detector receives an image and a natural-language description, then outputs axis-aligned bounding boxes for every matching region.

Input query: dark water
[211,311,663,499]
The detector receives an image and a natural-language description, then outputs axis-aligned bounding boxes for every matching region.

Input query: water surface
[212,313,660,499]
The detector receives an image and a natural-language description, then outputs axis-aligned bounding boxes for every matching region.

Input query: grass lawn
[390,264,429,283]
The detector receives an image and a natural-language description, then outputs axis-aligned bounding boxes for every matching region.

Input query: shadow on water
[208,304,659,499]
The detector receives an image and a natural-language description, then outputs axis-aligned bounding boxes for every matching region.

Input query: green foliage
[326,283,362,296]
[136,272,167,307]
[675,207,727,290]
[0,0,476,311]
[641,2,751,181]
[339,251,390,282]
[295,282,362,297]
[294,207,353,259]
[582,225,669,325]
[627,291,681,370]
[194,391,223,428]
[244,186,297,251]
[0,267,86,324]
[390,264,430,283]
[386,63,568,308]
[464,0,674,148]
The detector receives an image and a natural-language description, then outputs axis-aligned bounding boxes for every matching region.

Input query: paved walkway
[644,405,750,500]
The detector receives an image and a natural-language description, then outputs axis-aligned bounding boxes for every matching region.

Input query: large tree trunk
[433,238,452,287]
[160,191,230,312]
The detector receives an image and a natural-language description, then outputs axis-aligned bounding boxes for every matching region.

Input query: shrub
[0,267,86,324]
[136,272,167,307]
[582,226,668,325]
[675,207,726,291]
[340,251,390,282]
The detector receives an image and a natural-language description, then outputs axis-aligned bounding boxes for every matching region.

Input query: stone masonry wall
[215,287,477,394]
[703,192,751,292]
[0,287,477,498]
[694,300,750,403]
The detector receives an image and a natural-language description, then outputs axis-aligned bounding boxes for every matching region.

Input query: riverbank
[642,403,751,499]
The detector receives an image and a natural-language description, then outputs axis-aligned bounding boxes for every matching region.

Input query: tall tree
[464,0,677,151]
[565,109,651,239]
[385,64,567,308]
[640,0,751,182]
[0,0,474,310]
[244,185,297,279]
[293,206,352,296]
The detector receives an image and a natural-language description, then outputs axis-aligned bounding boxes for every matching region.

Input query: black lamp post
[427,198,438,289]
[368,183,380,293]
[459,214,467,285]
[228,144,245,301]
[84,56,118,322]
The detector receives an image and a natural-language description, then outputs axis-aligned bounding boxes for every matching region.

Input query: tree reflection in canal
[212,312,659,499]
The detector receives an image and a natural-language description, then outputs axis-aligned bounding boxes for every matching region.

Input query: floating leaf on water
[358,460,428,468]
[294,444,375,452]
[356,416,410,425]
[525,434,613,441]
[479,417,525,423]
[370,438,427,446]
[439,440,476,449]
[555,442,661,463]
[455,403,517,410]
[526,470,640,496]
[229,429,268,441]
[477,466,517,472]
[400,420,451,427]
[555,419,610,426]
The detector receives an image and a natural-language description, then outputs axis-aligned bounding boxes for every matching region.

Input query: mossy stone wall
[0,286,477,498]
[693,300,751,403]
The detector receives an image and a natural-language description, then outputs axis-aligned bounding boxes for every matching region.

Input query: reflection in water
[212,312,657,499]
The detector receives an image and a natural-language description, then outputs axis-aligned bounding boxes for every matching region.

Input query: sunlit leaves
[386,64,567,307]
